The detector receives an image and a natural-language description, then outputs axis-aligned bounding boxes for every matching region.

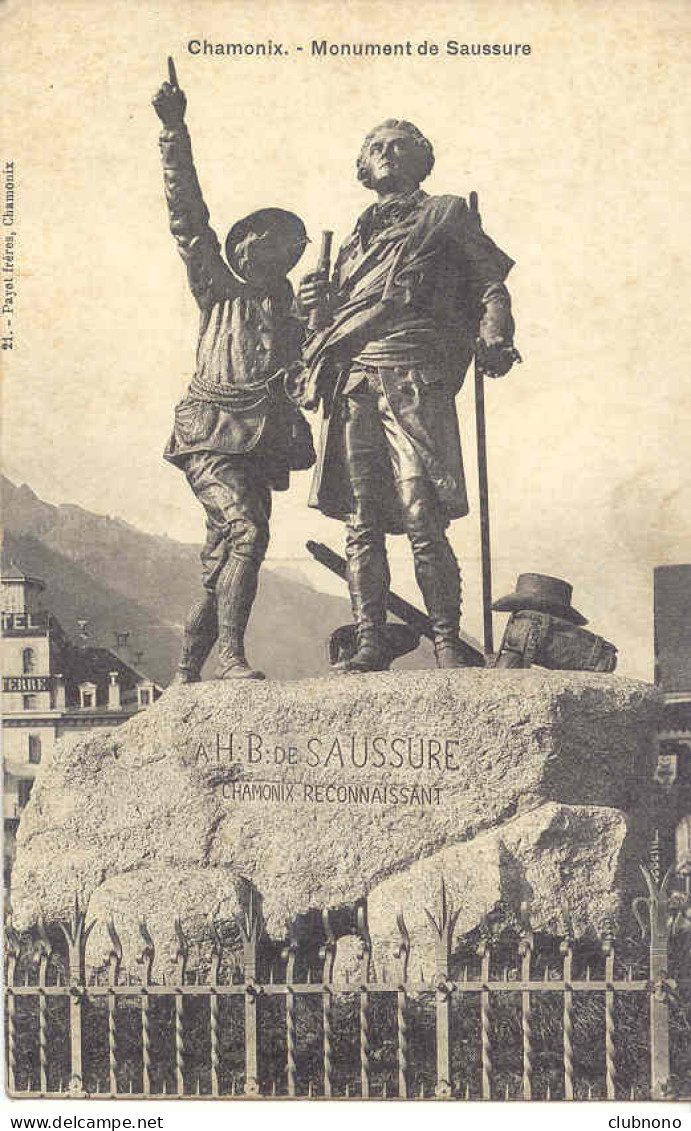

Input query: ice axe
[469,189,494,656]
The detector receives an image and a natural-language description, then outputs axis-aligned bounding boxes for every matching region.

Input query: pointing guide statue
[153,59,315,683]
[296,119,521,673]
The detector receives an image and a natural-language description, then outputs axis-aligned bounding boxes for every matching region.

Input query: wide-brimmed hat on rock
[492,573,588,626]
[225,208,307,277]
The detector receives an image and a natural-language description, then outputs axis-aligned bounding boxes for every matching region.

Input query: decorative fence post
[137,920,155,1096]
[395,912,411,1099]
[559,939,575,1101]
[633,866,674,1099]
[518,902,534,1101]
[208,916,224,1097]
[105,919,123,1097]
[319,909,337,1098]
[425,878,459,1098]
[602,923,616,1100]
[282,920,299,1097]
[239,892,263,1096]
[35,919,53,1095]
[59,896,94,1097]
[477,938,492,1100]
[5,913,20,1095]
[356,903,372,1098]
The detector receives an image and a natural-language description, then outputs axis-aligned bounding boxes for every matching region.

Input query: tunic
[158,123,306,489]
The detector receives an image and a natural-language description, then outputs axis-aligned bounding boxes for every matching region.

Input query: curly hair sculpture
[356,119,435,188]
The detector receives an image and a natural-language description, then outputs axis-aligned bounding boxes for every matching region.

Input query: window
[79,683,97,709]
[17,779,33,808]
[22,648,35,673]
[28,734,42,764]
[22,694,37,711]
[139,689,151,707]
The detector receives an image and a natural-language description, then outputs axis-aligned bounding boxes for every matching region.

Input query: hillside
[2,477,375,683]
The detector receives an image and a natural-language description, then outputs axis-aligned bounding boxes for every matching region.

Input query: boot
[334,626,391,674]
[216,629,266,680]
[170,591,218,685]
[215,555,266,680]
[336,523,391,674]
[412,537,467,669]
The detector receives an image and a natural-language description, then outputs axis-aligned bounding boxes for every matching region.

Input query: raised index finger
[168,56,179,88]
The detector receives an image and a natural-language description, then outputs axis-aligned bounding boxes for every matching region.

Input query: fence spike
[419,1081,424,1098]
[546,1079,552,1101]
[505,1081,510,1100]
[586,965,591,982]
[395,911,411,983]
[173,917,189,984]
[356,901,373,976]
[129,1079,133,1094]
[308,1081,313,1098]
[320,908,337,984]
[272,1081,277,1096]
[105,918,123,987]
[136,919,155,986]
[383,1081,387,1098]
[163,1080,167,1095]
[282,918,299,985]
[465,1081,470,1099]
[544,967,549,982]
[630,1085,635,1100]
[345,1083,350,1098]
[588,1084,593,1100]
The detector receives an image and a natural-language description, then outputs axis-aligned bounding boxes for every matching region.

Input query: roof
[65,646,161,693]
[0,550,45,589]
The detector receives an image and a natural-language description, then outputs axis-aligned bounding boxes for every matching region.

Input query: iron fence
[5,867,689,1100]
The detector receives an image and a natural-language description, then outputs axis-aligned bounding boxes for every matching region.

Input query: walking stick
[469,190,494,657]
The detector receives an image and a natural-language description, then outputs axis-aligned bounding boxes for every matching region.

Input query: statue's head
[225,208,308,284]
[357,120,435,194]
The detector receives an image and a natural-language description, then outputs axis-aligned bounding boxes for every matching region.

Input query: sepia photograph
[1,0,690,1114]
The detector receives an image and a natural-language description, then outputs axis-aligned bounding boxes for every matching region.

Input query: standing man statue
[297,120,520,672]
[153,63,314,682]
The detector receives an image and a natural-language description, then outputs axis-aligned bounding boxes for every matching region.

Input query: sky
[2,0,690,680]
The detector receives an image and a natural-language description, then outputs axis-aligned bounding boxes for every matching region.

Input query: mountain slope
[2,477,373,682]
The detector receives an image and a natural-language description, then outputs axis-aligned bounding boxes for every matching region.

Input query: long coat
[302,193,515,532]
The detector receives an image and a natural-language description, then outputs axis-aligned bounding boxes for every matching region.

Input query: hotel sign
[1,612,49,634]
[2,676,51,692]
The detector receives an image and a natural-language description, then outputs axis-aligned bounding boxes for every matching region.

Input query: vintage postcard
[2,0,690,1108]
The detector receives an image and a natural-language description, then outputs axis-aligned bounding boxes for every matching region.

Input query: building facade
[654,564,691,881]
[2,562,162,885]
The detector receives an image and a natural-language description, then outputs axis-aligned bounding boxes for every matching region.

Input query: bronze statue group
[153,62,563,684]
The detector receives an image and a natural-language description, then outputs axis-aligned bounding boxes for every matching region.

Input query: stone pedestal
[12,670,662,970]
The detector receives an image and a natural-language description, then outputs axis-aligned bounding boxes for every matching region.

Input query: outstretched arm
[152,64,231,308]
